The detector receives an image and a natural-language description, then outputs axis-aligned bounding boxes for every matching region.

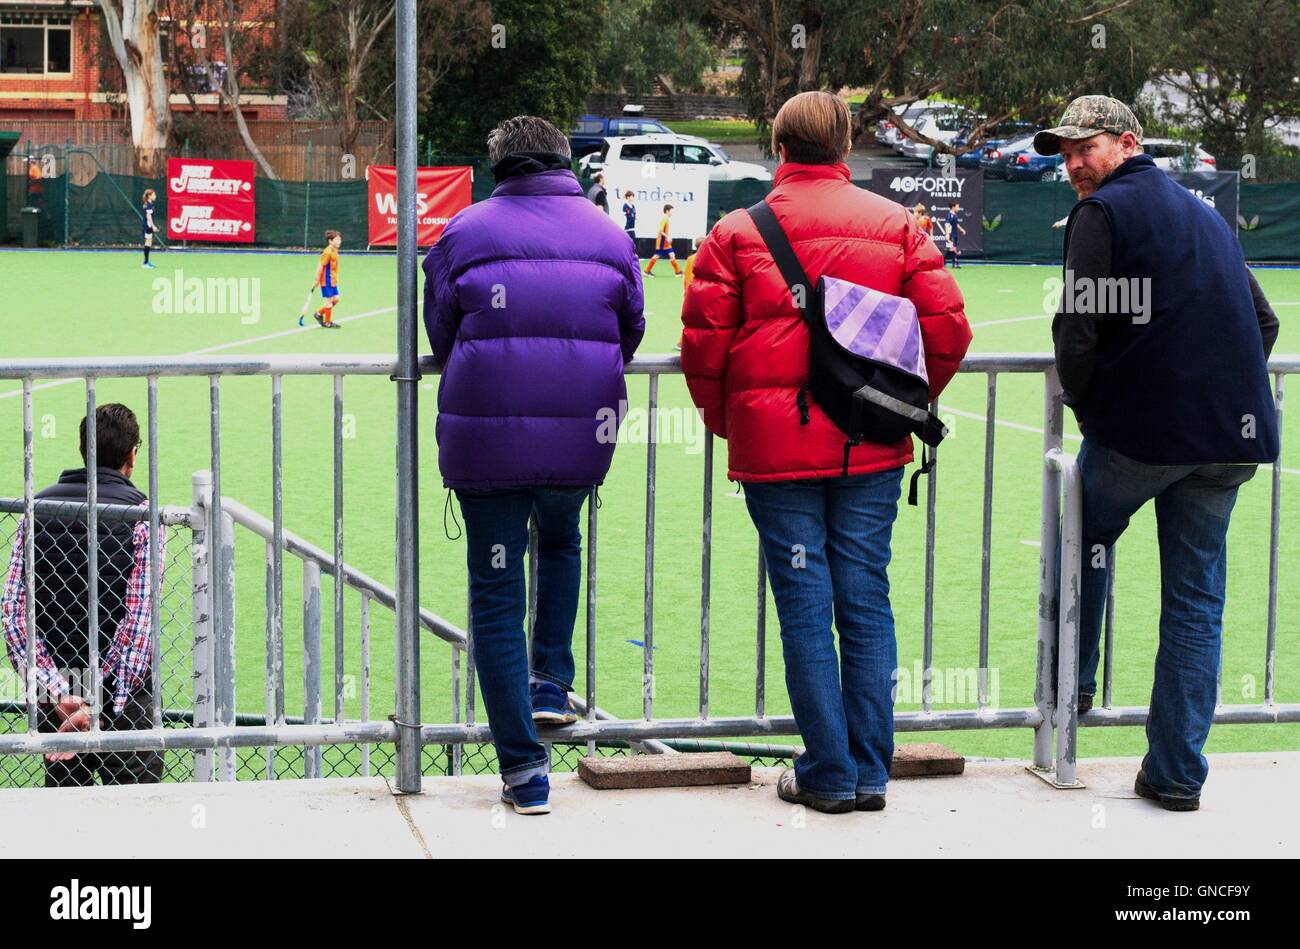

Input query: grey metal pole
[85,380,100,732]
[586,487,598,757]
[922,399,938,713]
[271,375,285,724]
[755,543,766,718]
[147,377,162,728]
[1051,449,1082,788]
[333,374,345,723]
[190,471,214,782]
[700,432,713,719]
[217,512,237,781]
[303,559,323,778]
[978,375,996,708]
[643,374,657,721]
[1265,373,1284,705]
[22,380,36,733]
[1033,367,1064,771]
[392,0,422,794]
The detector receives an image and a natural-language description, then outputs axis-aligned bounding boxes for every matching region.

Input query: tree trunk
[98,1,171,175]
[221,2,279,179]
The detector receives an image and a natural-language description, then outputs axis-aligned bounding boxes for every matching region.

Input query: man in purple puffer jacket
[423,115,644,815]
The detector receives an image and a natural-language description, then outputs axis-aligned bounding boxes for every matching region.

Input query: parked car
[569,111,673,158]
[1141,138,1216,171]
[980,134,1038,179]
[1004,149,1065,182]
[900,109,978,161]
[875,100,955,151]
[953,121,1037,168]
[578,134,771,181]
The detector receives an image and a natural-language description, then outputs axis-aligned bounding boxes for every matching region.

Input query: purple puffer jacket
[423,168,645,488]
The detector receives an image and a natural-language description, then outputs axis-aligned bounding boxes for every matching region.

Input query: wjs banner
[166,158,255,242]
[869,167,984,255]
[366,165,473,247]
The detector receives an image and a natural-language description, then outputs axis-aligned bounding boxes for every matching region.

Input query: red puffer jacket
[681,162,972,482]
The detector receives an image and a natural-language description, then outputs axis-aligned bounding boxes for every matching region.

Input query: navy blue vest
[1063,154,1278,464]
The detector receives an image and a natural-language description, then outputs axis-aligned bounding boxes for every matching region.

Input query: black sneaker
[1078,692,1094,714]
[325,321,341,329]
[314,312,326,327]
[1135,770,1199,811]
[855,793,886,812]
[776,768,854,814]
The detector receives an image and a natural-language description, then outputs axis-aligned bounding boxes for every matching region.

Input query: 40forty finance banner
[166,158,256,242]
[869,167,984,255]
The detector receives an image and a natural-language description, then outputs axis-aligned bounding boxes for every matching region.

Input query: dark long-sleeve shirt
[1053,204,1279,406]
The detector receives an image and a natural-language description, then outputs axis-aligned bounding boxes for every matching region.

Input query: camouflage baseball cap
[1033,95,1142,155]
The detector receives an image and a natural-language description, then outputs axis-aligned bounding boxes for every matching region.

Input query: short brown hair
[80,403,140,470]
[771,92,851,165]
[325,229,341,242]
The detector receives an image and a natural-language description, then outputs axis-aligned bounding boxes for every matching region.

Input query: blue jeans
[455,486,589,786]
[1074,439,1255,798]
[743,468,904,800]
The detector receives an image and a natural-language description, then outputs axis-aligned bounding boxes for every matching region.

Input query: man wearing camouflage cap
[1037,95,1280,811]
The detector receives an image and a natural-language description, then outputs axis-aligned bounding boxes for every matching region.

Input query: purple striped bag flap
[821,275,928,386]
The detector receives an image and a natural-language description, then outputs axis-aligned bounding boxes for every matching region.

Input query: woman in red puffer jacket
[681,92,971,814]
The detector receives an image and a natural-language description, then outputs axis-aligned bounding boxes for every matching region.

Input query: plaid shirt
[0,517,165,714]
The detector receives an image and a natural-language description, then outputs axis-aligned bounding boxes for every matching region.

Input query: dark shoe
[1078,692,1093,714]
[1135,770,1199,811]
[325,321,341,329]
[776,768,854,814]
[501,774,551,815]
[531,681,577,724]
[855,793,886,811]
[314,312,326,327]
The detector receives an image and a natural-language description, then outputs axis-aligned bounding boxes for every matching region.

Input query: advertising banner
[869,167,984,255]
[166,158,256,243]
[600,161,711,240]
[366,165,473,246]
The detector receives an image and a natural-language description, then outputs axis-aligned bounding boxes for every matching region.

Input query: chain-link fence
[0,502,794,790]
[0,507,195,788]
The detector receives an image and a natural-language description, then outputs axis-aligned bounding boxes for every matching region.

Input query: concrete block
[578,751,751,790]
[890,742,965,778]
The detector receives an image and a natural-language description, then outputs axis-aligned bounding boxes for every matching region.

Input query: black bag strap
[747,200,816,324]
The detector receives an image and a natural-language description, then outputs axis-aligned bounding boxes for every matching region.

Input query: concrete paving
[1,753,1293,858]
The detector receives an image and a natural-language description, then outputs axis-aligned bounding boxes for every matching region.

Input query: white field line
[971,314,1051,329]
[0,305,397,402]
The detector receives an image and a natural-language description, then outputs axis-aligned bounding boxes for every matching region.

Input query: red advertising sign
[167,158,256,243]
[168,193,256,241]
[366,165,473,247]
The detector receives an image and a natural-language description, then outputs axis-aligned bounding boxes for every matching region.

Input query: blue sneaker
[142,262,156,269]
[501,774,551,815]
[531,681,577,724]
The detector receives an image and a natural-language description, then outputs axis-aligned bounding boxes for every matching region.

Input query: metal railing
[0,353,1295,792]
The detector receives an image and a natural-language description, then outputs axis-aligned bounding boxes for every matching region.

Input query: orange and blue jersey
[655,215,672,255]
[318,246,339,297]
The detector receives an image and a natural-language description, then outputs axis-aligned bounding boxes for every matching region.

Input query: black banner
[868,167,984,255]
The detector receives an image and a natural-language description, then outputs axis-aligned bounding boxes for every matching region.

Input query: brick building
[0,0,287,123]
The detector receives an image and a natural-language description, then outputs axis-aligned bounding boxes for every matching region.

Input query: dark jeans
[743,468,904,800]
[38,683,163,787]
[1074,439,1256,798]
[455,486,589,787]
